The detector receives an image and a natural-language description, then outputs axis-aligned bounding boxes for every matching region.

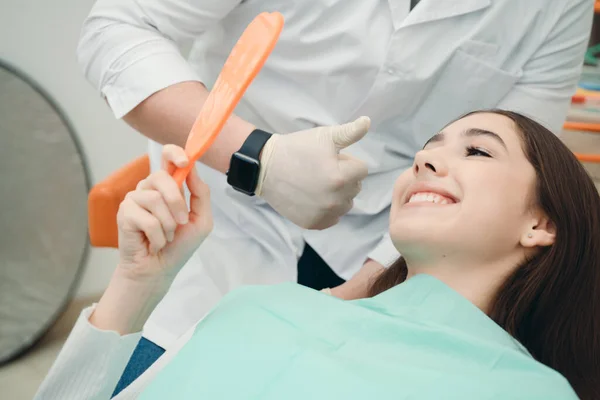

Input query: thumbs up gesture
[256,117,371,230]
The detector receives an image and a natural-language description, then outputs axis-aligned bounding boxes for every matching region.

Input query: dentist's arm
[122,81,254,174]
[78,0,253,173]
[79,0,371,230]
[330,258,387,300]
[327,233,397,300]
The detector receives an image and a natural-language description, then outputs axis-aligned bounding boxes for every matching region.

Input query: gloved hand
[256,117,371,230]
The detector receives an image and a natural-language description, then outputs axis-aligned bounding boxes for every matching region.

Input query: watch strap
[238,129,272,160]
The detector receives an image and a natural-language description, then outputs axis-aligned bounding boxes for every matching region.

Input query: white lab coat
[77,0,593,348]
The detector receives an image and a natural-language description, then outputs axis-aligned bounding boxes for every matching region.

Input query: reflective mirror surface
[0,62,89,364]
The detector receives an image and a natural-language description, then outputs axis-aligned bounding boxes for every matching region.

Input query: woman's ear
[520,215,556,248]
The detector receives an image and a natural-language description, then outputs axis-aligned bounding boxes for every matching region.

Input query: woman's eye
[466,146,491,158]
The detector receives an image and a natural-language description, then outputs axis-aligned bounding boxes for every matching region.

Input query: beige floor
[1,128,599,400]
[0,295,99,399]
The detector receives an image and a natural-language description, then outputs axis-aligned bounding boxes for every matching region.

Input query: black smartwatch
[226,129,272,196]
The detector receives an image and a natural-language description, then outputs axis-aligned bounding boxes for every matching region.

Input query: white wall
[0,0,148,297]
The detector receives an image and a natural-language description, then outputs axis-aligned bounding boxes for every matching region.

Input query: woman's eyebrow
[422,128,508,151]
[464,128,507,150]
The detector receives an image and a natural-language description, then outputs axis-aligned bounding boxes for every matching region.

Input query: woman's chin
[390,215,460,249]
[390,203,459,229]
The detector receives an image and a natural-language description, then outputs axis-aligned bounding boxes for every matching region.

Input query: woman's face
[390,112,540,264]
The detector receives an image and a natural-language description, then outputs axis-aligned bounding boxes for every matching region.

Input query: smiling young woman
[371,110,600,399]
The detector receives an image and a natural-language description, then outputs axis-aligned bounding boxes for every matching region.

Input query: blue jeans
[112,244,342,396]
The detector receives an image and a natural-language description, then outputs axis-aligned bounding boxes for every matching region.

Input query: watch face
[227,152,260,195]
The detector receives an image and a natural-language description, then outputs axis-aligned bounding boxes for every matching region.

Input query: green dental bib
[141,275,575,399]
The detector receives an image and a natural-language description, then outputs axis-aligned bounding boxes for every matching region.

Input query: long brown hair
[368,110,600,399]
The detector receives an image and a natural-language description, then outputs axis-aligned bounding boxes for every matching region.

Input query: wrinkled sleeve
[77,0,242,118]
[34,305,142,400]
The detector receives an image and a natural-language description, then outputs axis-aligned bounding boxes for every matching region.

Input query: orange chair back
[88,155,150,248]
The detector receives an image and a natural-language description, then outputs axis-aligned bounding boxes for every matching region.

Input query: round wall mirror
[0,61,90,365]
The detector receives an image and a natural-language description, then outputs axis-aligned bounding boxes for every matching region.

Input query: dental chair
[88,154,149,247]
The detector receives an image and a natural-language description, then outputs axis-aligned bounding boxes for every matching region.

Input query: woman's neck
[405,255,520,314]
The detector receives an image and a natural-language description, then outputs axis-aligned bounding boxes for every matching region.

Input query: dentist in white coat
[76,0,593,393]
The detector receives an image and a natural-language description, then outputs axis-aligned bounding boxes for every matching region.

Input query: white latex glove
[256,117,371,230]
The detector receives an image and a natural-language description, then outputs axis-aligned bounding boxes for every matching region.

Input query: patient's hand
[330,259,385,300]
[89,145,213,335]
[116,144,213,282]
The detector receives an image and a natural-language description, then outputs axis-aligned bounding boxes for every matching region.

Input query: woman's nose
[413,150,448,177]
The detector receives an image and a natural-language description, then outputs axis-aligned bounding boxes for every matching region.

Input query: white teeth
[408,192,453,205]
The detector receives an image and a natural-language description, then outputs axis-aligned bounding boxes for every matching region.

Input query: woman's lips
[400,182,460,208]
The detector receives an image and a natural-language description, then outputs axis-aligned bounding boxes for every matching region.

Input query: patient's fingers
[119,201,167,254]
[137,171,189,225]
[161,144,188,174]
[125,190,178,242]
[186,167,212,229]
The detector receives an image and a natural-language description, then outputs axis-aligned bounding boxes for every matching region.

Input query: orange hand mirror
[171,12,284,186]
